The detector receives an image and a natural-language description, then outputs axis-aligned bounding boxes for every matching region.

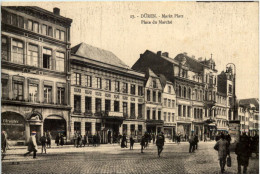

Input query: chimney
[198,57,202,61]
[183,52,187,56]
[53,7,60,15]
[157,51,162,56]
[162,52,169,57]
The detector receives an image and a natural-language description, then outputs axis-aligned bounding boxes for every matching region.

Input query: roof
[71,42,129,69]
[239,98,259,110]
[146,68,158,78]
[174,53,204,73]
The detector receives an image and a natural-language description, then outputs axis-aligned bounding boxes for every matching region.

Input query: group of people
[73,132,101,147]
[214,132,259,174]
[188,134,199,153]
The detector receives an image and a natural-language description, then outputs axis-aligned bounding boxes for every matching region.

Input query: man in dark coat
[189,134,195,153]
[156,132,165,157]
[40,133,47,154]
[194,134,199,150]
[140,136,146,153]
[235,133,251,174]
[60,134,65,146]
[55,133,60,146]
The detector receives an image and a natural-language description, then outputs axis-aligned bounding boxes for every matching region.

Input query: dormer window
[153,79,157,88]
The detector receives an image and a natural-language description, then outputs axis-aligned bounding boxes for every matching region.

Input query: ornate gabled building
[132,50,228,141]
[1,6,72,145]
[70,42,146,143]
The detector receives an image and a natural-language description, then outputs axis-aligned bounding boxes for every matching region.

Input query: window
[183,106,186,117]
[28,20,33,31]
[138,104,143,117]
[158,92,161,102]
[153,91,156,102]
[164,112,167,121]
[179,86,182,97]
[95,98,101,113]
[105,100,111,112]
[61,31,65,41]
[158,111,161,120]
[194,89,197,100]
[188,88,191,99]
[229,85,232,93]
[131,84,136,95]
[184,87,186,98]
[56,52,65,72]
[1,79,8,99]
[2,37,8,61]
[12,40,24,64]
[56,29,60,39]
[172,113,175,122]
[48,26,53,37]
[27,44,38,67]
[29,84,38,103]
[18,16,24,28]
[57,87,65,105]
[123,82,128,93]
[164,98,167,107]
[147,90,150,101]
[147,109,150,120]
[44,86,52,103]
[86,75,92,87]
[138,86,143,96]
[105,79,111,91]
[205,108,208,117]
[115,81,120,92]
[123,102,128,116]
[194,108,197,118]
[43,48,52,69]
[172,100,175,108]
[42,25,47,35]
[75,73,81,85]
[168,99,171,108]
[153,79,157,88]
[168,113,171,122]
[152,110,156,120]
[96,77,102,89]
[13,81,23,101]
[178,105,182,116]
[55,29,65,41]
[33,22,39,33]
[114,101,119,112]
[131,103,135,117]
[85,97,92,112]
[168,86,171,93]
[85,122,91,135]
[187,106,191,117]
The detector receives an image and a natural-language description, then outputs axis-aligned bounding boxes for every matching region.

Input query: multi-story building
[238,98,259,135]
[160,75,176,142]
[1,6,72,145]
[132,50,227,141]
[70,42,145,143]
[143,69,163,134]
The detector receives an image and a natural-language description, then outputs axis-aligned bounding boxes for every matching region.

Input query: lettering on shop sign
[123,96,128,100]
[85,90,92,95]
[131,98,135,101]
[95,92,102,96]
[2,119,19,124]
[105,93,111,98]
[114,95,119,99]
[74,88,81,93]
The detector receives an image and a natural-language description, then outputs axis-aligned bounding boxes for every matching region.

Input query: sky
[3,1,259,99]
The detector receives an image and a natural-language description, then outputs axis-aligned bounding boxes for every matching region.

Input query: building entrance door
[30,125,41,144]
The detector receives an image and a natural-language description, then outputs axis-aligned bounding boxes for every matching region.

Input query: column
[24,77,28,101]
[92,97,95,114]
[25,122,30,142]
[91,122,96,135]
[127,123,131,137]
[81,121,85,135]
[8,75,13,99]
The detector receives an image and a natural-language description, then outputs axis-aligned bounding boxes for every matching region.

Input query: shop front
[193,123,204,141]
[163,123,176,142]
[146,120,164,135]
[177,123,191,141]
[44,115,67,141]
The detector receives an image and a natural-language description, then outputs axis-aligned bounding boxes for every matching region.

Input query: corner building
[70,43,145,143]
[1,6,72,145]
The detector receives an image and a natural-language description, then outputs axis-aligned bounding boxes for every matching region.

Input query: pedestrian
[83,134,87,147]
[55,133,60,146]
[225,132,231,146]
[77,133,82,147]
[204,133,207,142]
[194,134,199,150]
[156,132,165,157]
[121,134,127,148]
[177,133,181,145]
[40,133,47,154]
[60,134,64,146]
[140,136,146,153]
[73,132,78,147]
[1,131,7,153]
[152,133,155,144]
[24,131,38,159]
[130,136,135,150]
[144,132,149,149]
[189,134,195,153]
[235,133,251,174]
[214,133,230,173]
[46,132,51,148]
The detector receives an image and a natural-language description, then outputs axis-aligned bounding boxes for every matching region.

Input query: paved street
[2,142,259,174]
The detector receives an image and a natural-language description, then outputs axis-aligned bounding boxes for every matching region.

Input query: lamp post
[226,63,237,120]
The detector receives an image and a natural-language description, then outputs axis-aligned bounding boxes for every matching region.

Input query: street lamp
[226,63,237,121]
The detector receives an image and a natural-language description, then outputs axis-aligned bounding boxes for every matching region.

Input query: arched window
[195,89,197,100]
[184,87,186,98]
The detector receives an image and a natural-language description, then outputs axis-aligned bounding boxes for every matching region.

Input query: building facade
[70,42,146,143]
[1,6,72,145]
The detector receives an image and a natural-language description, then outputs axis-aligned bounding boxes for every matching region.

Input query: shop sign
[108,111,123,117]
[164,123,175,126]
[74,88,81,93]
[2,118,24,126]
